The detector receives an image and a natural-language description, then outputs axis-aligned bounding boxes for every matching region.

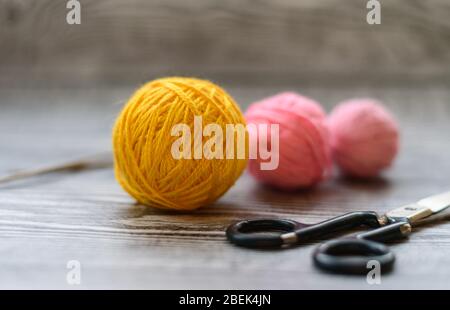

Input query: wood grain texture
[0,84,450,289]
[1,0,450,85]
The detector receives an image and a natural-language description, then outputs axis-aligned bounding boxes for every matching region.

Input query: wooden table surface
[1,83,450,289]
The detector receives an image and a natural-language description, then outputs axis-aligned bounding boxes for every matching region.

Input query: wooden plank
[1,0,450,84]
[0,84,450,288]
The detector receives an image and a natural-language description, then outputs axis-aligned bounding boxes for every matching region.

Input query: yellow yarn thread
[112,77,248,210]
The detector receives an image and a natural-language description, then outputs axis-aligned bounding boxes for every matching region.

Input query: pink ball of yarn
[327,98,399,178]
[246,92,331,189]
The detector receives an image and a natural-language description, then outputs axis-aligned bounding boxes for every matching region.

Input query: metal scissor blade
[386,190,450,225]
[417,191,450,213]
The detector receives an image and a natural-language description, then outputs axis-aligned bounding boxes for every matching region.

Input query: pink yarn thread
[327,98,399,178]
[246,92,332,189]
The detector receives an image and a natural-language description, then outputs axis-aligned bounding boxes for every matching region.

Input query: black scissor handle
[226,219,302,248]
[226,211,381,248]
[313,221,411,274]
[313,239,395,274]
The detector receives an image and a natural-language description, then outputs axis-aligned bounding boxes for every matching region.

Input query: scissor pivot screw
[400,223,412,236]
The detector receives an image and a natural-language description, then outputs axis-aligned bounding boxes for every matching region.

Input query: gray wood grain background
[1,0,450,85]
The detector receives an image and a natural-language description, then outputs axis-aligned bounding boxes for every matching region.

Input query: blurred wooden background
[1,0,450,85]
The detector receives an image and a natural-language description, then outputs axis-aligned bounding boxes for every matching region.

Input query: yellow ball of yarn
[112,77,248,210]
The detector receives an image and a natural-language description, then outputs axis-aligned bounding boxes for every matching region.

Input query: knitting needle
[0,152,113,185]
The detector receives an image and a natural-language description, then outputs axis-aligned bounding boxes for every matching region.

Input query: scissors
[226,191,450,274]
